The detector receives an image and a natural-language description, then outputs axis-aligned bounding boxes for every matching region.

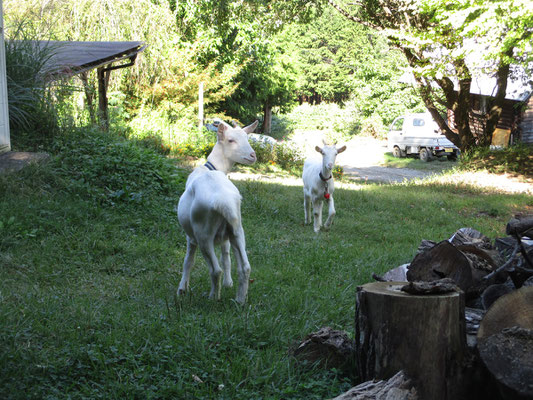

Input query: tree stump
[355,281,467,400]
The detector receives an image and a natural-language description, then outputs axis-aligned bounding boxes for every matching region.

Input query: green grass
[381,152,459,172]
[1,129,532,399]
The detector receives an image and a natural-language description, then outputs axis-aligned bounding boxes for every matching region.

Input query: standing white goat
[177,121,258,303]
[303,142,346,233]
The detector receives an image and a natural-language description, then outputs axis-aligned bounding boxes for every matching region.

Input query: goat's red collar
[319,171,332,181]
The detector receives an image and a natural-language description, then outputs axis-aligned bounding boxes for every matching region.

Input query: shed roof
[34,40,146,78]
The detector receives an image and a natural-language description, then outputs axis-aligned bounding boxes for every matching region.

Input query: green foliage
[50,128,187,205]
[360,114,386,139]
[332,165,345,179]
[459,144,533,178]
[4,24,65,149]
[249,140,305,174]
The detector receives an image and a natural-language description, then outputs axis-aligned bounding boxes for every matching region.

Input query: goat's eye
[228,139,236,144]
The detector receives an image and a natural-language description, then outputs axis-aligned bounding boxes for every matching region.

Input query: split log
[355,281,467,400]
[406,240,473,292]
[292,327,355,372]
[330,370,417,400]
[477,286,533,399]
[505,215,533,237]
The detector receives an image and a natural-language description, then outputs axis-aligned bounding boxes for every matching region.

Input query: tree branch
[327,0,381,31]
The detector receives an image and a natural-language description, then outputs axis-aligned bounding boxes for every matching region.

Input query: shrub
[360,114,386,139]
[274,141,304,171]
[333,165,344,179]
[5,25,65,150]
[51,128,187,205]
[459,144,533,178]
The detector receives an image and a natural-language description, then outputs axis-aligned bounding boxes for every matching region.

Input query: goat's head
[315,143,347,172]
[217,121,258,165]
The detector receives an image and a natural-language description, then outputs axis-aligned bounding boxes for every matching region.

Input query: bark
[355,282,467,400]
[331,370,417,400]
[263,101,272,135]
[484,48,514,147]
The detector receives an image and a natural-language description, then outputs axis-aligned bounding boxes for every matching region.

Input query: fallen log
[477,286,533,399]
[355,281,467,400]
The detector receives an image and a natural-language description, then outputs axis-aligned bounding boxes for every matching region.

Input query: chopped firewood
[330,370,417,400]
[401,278,460,295]
[291,327,355,371]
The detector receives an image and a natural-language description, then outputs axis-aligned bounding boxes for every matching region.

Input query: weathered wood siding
[520,96,533,144]
[447,94,529,145]
[0,0,10,153]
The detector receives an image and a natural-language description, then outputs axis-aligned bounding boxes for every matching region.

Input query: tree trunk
[484,49,513,146]
[355,281,467,400]
[263,101,272,134]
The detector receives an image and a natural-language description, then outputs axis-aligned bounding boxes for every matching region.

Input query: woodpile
[295,215,533,400]
[367,214,533,399]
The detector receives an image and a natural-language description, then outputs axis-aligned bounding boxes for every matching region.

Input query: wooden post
[263,101,272,134]
[97,66,111,131]
[80,72,96,125]
[198,81,204,132]
[355,281,467,400]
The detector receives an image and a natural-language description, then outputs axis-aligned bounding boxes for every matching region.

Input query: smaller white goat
[177,121,258,303]
[303,142,346,233]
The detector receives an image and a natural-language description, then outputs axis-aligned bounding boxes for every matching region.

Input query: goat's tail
[211,191,243,229]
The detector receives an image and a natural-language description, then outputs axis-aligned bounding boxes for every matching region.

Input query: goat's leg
[313,199,323,233]
[178,236,197,295]
[230,227,251,304]
[220,239,233,288]
[323,196,336,230]
[304,192,312,224]
[199,242,223,300]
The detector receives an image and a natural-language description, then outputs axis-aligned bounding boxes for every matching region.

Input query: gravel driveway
[287,131,533,194]
[292,131,432,183]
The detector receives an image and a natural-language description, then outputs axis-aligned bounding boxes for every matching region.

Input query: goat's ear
[337,145,347,154]
[315,146,323,154]
[243,120,259,134]
[217,122,228,141]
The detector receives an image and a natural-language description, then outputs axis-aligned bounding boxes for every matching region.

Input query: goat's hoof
[177,288,186,296]
[223,280,234,288]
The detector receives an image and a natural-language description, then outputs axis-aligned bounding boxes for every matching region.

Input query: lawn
[1,130,531,399]
[381,151,459,172]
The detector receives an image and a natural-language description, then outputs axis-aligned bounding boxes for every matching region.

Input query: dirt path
[291,131,434,183]
[284,131,533,194]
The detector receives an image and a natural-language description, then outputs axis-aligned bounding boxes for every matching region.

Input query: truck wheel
[393,146,403,158]
[447,153,458,161]
[419,148,431,162]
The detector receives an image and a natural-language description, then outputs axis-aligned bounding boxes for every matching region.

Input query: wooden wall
[0,0,11,153]
[447,94,533,146]
[519,96,533,144]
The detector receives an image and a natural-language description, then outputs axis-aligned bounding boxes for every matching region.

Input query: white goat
[177,121,258,303]
[303,142,346,233]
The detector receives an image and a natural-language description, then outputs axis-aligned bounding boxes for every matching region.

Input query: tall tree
[324,0,532,151]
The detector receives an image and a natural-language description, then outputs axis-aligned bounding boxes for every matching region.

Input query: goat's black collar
[204,161,217,171]
[319,171,332,181]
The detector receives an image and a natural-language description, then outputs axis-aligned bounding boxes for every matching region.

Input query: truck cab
[387,113,459,161]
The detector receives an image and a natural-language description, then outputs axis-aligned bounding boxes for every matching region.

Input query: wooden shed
[0,37,146,154]
[447,75,532,147]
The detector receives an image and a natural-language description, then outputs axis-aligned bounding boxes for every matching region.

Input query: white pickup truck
[387,113,460,161]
